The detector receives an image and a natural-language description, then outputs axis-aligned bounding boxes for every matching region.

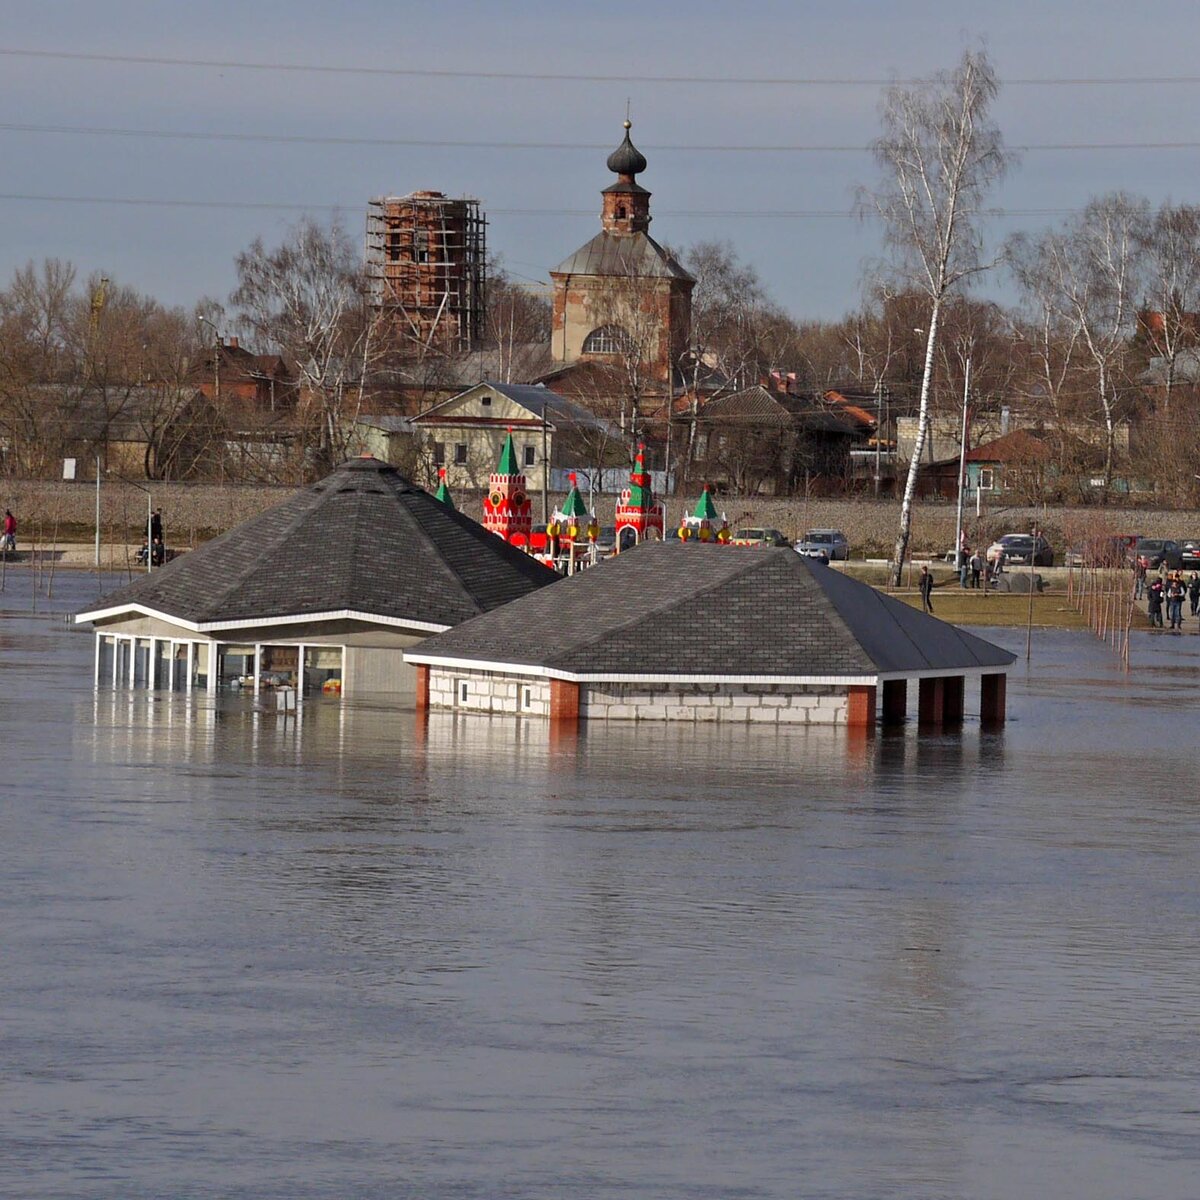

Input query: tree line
[3,46,1198,549]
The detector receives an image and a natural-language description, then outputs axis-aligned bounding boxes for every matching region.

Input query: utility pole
[874,380,883,498]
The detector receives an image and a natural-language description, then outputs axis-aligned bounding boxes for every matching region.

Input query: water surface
[3,570,1199,1198]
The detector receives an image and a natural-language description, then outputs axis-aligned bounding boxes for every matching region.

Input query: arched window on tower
[616,204,627,220]
[582,325,630,355]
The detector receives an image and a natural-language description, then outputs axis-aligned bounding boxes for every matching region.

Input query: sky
[5,0,1200,325]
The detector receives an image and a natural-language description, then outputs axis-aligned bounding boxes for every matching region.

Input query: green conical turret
[497,430,519,476]
[560,474,590,518]
[434,468,455,509]
[692,486,719,521]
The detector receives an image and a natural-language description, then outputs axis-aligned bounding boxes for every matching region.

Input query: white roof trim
[75,603,203,630]
[403,652,878,686]
[76,604,449,636]
[404,653,1011,685]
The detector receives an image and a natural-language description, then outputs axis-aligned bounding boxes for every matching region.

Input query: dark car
[986,533,1054,568]
[1133,537,1183,571]
[1180,539,1200,569]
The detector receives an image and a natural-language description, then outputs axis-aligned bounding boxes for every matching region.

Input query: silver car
[795,529,849,561]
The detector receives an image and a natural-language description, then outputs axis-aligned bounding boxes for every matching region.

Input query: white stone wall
[429,669,550,717]
[580,681,852,724]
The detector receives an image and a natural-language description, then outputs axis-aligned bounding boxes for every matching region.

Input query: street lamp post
[107,471,153,574]
[198,315,222,401]
[953,357,971,578]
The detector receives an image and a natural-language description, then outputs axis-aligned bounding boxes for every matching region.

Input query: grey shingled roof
[78,457,557,630]
[407,543,1015,678]
[550,231,695,282]
[412,380,616,434]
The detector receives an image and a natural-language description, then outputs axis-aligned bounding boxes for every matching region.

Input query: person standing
[2,508,14,552]
[1147,577,1165,628]
[1167,573,1186,630]
[969,549,983,589]
[958,547,970,588]
[1133,557,1147,600]
[1188,571,1200,617]
[150,508,163,546]
[919,564,935,614]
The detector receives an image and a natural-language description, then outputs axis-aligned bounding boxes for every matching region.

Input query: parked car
[1133,537,1183,571]
[795,529,850,560]
[1067,533,1141,568]
[986,533,1054,568]
[1180,539,1200,569]
[732,527,791,547]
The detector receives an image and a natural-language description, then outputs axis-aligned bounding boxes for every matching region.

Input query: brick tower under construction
[365,191,486,354]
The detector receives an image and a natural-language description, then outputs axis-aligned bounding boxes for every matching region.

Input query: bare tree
[1137,202,1200,410]
[864,48,1013,582]
[1007,193,1148,494]
[232,216,381,473]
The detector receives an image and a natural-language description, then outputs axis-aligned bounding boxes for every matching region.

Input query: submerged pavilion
[75,456,557,700]
[405,543,1015,727]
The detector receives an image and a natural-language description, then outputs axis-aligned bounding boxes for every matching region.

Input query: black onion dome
[606,120,648,176]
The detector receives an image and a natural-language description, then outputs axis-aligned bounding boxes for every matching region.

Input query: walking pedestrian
[919,564,935,614]
[1148,577,1165,628]
[1,508,14,552]
[1133,558,1147,600]
[1188,571,1199,617]
[969,550,983,589]
[1167,574,1186,630]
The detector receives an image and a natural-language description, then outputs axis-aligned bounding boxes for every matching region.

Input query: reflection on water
[3,570,1200,1198]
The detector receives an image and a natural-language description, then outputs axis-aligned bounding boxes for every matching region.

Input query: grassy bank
[838,561,1091,629]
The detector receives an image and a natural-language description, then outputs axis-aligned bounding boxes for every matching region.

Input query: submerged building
[405,544,1015,727]
[75,456,557,700]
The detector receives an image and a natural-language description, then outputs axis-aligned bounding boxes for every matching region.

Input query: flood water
[3,569,1200,1199]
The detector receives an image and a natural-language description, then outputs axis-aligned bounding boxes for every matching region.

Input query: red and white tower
[614,443,665,547]
[482,429,533,544]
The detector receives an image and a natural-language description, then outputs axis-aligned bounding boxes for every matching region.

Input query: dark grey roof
[413,380,618,434]
[696,386,861,436]
[407,543,1015,678]
[606,125,648,176]
[550,231,695,282]
[78,457,557,630]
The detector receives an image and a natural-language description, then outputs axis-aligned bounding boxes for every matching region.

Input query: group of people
[135,509,166,566]
[1138,560,1200,631]
[954,547,988,589]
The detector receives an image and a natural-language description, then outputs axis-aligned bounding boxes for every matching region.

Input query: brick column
[549,678,580,727]
[847,684,877,729]
[980,673,1007,725]
[943,675,965,726]
[918,676,945,727]
[882,678,907,725]
[415,664,430,713]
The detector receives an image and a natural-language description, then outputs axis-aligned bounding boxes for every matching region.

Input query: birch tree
[865,49,1012,582]
[1007,194,1147,493]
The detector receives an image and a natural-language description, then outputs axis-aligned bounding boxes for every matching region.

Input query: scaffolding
[365,191,486,354]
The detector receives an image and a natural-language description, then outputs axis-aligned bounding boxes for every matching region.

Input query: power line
[5,120,1200,154]
[4,46,1200,88]
[0,191,1087,219]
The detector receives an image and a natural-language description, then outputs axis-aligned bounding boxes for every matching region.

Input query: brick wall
[428,668,550,717]
[581,681,851,724]
[429,670,853,724]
